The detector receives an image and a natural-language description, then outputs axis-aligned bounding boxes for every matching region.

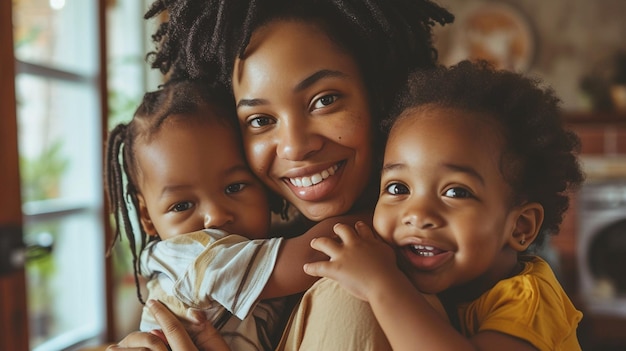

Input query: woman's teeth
[289,164,338,187]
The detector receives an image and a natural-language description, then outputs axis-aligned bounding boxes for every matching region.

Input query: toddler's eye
[444,187,473,198]
[312,94,338,109]
[225,183,246,194]
[248,116,274,128]
[385,183,409,195]
[171,202,193,212]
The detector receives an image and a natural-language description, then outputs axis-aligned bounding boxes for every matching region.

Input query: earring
[519,238,526,245]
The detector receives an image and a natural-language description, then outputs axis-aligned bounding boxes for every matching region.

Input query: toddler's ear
[509,202,544,251]
[137,194,158,236]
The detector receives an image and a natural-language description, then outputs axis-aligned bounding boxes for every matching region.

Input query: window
[13,0,106,349]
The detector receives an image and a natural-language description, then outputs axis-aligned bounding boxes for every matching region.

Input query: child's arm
[303,222,539,351]
[258,213,372,299]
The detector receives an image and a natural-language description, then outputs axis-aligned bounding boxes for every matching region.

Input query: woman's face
[232,20,374,221]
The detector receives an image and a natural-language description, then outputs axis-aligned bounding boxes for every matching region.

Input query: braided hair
[144,0,454,124]
[386,60,585,249]
[104,80,235,303]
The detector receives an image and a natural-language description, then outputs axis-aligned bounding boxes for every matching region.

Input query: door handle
[0,225,54,276]
[0,225,25,276]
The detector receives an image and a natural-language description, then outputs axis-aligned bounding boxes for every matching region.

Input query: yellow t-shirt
[457,256,582,351]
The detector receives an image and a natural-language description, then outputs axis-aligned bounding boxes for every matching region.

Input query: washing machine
[577,180,626,317]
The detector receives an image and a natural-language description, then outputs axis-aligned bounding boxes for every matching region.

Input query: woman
[108,1,454,350]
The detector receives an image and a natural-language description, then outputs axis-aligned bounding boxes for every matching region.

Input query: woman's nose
[276,114,323,161]
[203,204,234,230]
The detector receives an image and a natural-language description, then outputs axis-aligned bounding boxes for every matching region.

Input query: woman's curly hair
[386,60,585,248]
[144,0,454,125]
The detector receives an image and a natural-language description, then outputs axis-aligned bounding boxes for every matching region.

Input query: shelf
[564,111,626,125]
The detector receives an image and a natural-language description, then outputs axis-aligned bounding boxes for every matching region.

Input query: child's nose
[402,198,443,230]
[203,205,234,230]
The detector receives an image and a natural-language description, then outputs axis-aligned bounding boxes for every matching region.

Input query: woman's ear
[509,202,544,251]
[137,194,158,236]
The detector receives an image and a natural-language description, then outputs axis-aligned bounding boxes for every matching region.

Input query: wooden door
[0,1,30,350]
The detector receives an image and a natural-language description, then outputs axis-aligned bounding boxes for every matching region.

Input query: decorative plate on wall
[437,2,536,72]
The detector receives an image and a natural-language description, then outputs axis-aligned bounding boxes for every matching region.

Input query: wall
[433,0,626,111]
[434,3,626,348]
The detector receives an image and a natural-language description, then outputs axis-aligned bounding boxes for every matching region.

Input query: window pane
[16,75,101,205]
[13,0,97,75]
[24,212,105,350]
[16,74,105,350]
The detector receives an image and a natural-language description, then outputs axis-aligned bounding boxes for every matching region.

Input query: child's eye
[385,183,410,195]
[248,115,275,128]
[171,202,193,212]
[225,183,246,194]
[443,187,474,199]
[312,94,338,109]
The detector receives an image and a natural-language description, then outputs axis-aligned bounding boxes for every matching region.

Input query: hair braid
[104,123,147,304]
[104,80,244,304]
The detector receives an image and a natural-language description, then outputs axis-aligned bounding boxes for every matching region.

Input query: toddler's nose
[203,206,234,230]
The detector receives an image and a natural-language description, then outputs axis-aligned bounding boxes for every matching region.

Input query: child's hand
[303,221,402,302]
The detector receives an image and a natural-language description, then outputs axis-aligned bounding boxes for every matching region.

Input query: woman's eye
[248,116,274,128]
[385,183,409,195]
[444,187,473,199]
[171,202,193,212]
[225,183,246,194]
[312,94,338,109]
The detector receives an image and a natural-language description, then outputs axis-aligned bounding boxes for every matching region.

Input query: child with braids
[105,80,365,351]
[108,1,455,350]
[304,60,585,351]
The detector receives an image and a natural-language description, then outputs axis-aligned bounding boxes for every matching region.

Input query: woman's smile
[286,162,340,188]
[282,161,345,201]
[232,20,374,220]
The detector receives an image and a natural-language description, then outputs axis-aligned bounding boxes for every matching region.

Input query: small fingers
[309,235,342,256]
[303,260,336,279]
[332,222,360,243]
[352,221,378,240]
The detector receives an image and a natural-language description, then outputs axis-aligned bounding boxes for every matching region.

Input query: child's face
[373,106,524,295]
[232,19,374,222]
[135,110,271,241]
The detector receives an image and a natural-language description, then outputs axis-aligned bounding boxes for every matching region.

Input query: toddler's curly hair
[386,60,585,248]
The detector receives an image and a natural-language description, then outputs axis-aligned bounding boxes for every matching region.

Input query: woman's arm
[106,300,231,351]
[259,212,372,299]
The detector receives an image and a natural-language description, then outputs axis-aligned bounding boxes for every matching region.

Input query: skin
[135,110,271,240]
[133,106,358,299]
[304,106,544,351]
[108,19,381,351]
[232,20,375,222]
[109,299,229,351]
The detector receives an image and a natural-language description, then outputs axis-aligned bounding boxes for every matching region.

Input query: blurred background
[0,0,625,350]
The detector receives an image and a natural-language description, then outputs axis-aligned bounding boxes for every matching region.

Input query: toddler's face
[135,110,270,240]
[373,106,523,295]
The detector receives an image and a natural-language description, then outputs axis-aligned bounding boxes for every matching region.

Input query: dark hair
[144,0,454,137]
[104,80,235,303]
[386,60,585,248]
[143,0,454,216]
